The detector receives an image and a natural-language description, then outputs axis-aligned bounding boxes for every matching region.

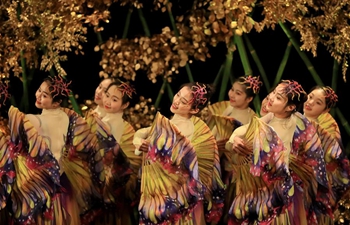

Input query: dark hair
[279,80,307,113]
[180,82,215,111]
[234,75,263,98]
[106,80,136,105]
[309,85,338,109]
[43,76,71,105]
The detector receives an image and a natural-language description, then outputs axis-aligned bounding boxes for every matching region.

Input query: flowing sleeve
[206,101,231,130]
[191,116,226,223]
[138,112,204,224]
[59,108,105,213]
[7,106,61,224]
[120,121,142,202]
[290,113,332,223]
[228,116,294,225]
[311,118,350,208]
[0,121,13,210]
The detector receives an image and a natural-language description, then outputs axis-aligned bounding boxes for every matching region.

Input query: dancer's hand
[139,140,150,152]
[216,138,228,153]
[232,136,248,156]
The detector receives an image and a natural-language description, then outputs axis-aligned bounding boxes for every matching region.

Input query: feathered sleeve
[7,106,61,224]
[311,116,350,208]
[59,108,105,213]
[190,116,225,223]
[291,113,331,223]
[228,116,294,225]
[120,121,142,202]
[138,112,204,224]
[0,121,14,210]
[206,101,231,129]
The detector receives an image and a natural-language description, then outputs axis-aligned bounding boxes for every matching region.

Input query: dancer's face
[95,79,112,106]
[170,86,198,118]
[103,85,128,114]
[303,88,329,120]
[35,81,59,110]
[228,82,253,109]
[266,83,295,118]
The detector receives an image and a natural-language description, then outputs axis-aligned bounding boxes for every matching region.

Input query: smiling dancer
[133,82,225,224]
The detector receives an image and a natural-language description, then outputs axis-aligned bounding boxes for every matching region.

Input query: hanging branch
[274,41,292,87]
[166,82,174,102]
[213,64,224,87]
[279,22,324,86]
[243,34,270,91]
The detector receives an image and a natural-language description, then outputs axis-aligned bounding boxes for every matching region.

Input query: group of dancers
[0,74,349,225]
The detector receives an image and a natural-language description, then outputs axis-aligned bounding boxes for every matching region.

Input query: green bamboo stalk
[274,41,292,87]
[234,35,252,75]
[243,34,270,91]
[154,79,167,109]
[219,51,233,101]
[49,69,82,115]
[331,59,339,92]
[330,59,339,116]
[166,82,174,101]
[279,22,324,86]
[166,2,194,82]
[335,108,350,139]
[122,7,133,39]
[20,51,29,113]
[234,35,261,112]
[137,8,151,37]
[213,64,224,87]
[16,4,29,112]
[230,73,235,84]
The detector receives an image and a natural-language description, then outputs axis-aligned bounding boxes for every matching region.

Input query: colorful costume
[84,110,140,225]
[311,113,350,224]
[225,115,294,224]
[3,106,105,225]
[258,112,331,225]
[134,112,224,224]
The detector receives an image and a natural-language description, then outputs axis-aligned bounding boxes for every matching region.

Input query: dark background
[13,2,350,151]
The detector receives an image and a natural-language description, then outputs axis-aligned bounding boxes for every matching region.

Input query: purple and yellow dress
[83,110,141,225]
[134,113,225,224]
[258,112,331,225]
[3,106,105,225]
[308,112,350,225]
[225,115,294,225]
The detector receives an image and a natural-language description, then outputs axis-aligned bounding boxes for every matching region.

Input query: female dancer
[228,80,331,224]
[210,76,262,224]
[133,82,225,224]
[6,76,105,225]
[86,80,142,225]
[93,77,117,118]
[304,86,350,224]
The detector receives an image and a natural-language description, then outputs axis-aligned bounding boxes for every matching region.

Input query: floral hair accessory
[49,76,71,98]
[282,80,306,101]
[118,80,136,99]
[241,75,263,94]
[0,81,10,106]
[189,82,208,109]
[321,86,338,108]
